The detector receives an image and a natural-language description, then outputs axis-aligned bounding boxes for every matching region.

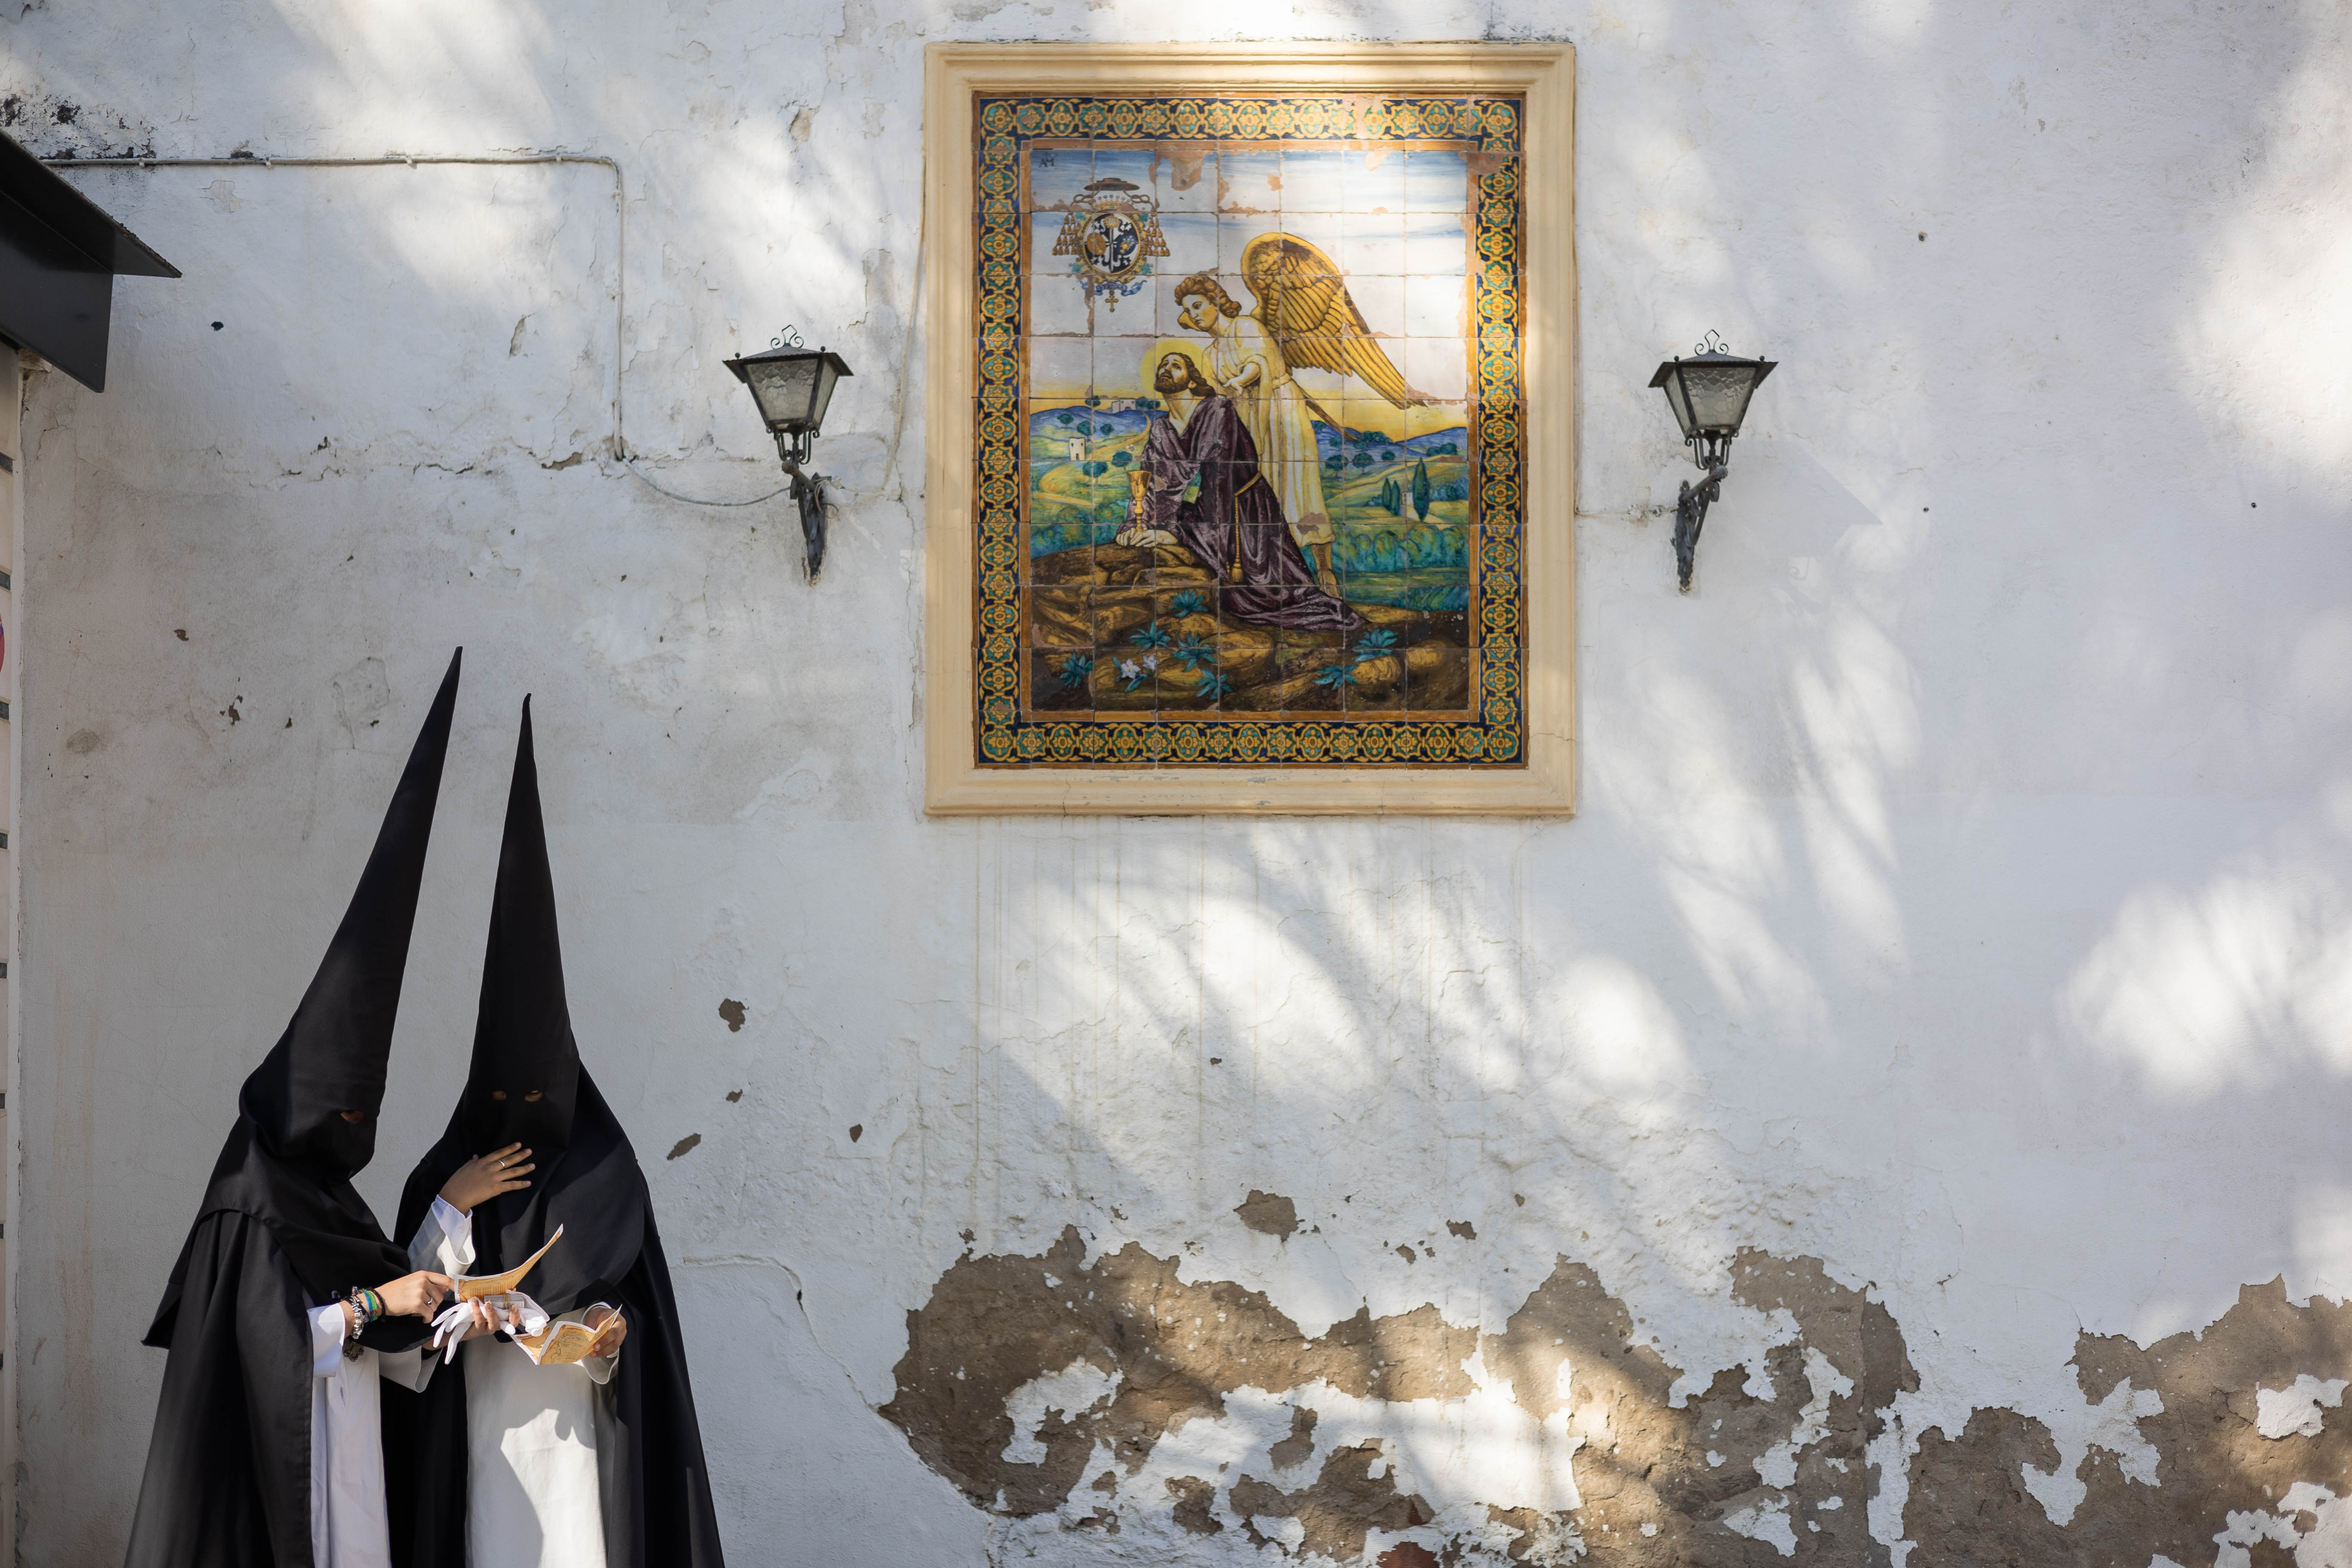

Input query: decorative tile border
[970,93,1527,770]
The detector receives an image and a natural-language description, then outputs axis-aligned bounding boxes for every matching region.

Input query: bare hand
[584,1305,628,1358]
[375,1271,457,1320]
[440,1143,535,1213]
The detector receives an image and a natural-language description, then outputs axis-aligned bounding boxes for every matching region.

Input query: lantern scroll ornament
[1649,332,1776,593]
[1052,177,1170,310]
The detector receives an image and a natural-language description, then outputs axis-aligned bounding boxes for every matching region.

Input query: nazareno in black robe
[385,697,726,1568]
[123,649,462,1568]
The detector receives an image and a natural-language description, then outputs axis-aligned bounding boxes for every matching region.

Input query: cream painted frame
[923,43,1575,815]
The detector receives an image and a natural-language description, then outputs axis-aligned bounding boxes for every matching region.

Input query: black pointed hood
[401,697,645,1315]
[460,696,582,1155]
[146,650,462,1334]
[237,649,463,1179]
[391,695,724,1564]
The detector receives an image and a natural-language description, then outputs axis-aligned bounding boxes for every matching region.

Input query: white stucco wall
[3,1,2349,1564]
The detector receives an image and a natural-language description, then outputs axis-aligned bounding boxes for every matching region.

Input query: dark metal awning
[0,129,179,392]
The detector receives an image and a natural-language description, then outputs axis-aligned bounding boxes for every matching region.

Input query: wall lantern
[1649,333,1775,593]
[725,335,853,582]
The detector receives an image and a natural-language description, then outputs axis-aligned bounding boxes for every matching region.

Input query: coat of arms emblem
[1052,176,1170,309]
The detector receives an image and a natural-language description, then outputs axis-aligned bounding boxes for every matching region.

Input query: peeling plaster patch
[882,1227,1483,1519]
[2214,1482,2352,1568]
[1001,1360,1121,1465]
[0,91,155,157]
[1269,1403,1318,1470]
[1718,1492,1798,1557]
[2078,1377,2167,1484]
[2256,1375,2347,1439]
[1907,1408,2069,1560]
[1231,1442,1435,1560]
[883,1234,1914,1564]
[1167,1474,1222,1534]
[1485,1505,1585,1564]
[1754,1349,1853,1488]
[1909,1279,2352,1567]
[665,1133,701,1160]
[2017,1453,2079,1527]
[1236,1190,1300,1240]
[717,998,746,1032]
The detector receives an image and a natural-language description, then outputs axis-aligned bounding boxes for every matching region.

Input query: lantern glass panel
[746,355,823,432]
[805,357,842,435]
[1660,372,1696,438]
[1680,361,1760,434]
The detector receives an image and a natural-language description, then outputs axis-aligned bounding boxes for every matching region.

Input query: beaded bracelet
[340,1286,385,1359]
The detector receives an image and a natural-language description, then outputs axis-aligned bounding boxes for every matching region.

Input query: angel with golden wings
[1174,233,1424,588]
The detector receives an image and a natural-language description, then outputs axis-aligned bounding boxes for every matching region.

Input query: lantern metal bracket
[774,429,827,583]
[1672,429,1734,594]
[1673,460,1727,594]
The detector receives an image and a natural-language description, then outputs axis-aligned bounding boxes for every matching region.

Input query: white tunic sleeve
[410,1195,476,1275]
[309,1301,349,1378]
[378,1344,436,1393]
[307,1297,402,1568]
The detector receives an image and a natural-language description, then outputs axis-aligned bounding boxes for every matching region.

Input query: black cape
[125,650,461,1568]
[388,698,726,1567]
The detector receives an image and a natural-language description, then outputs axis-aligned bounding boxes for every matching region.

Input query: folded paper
[455,1225,564,1301]
[516,1305,618,1366]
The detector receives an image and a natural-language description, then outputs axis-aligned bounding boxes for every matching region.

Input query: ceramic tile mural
[971,94,1527,769]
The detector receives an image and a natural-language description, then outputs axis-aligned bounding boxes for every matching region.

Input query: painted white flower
[1118,659,1141,680]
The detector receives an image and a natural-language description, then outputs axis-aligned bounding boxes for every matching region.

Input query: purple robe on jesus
[1139,395,1361,631]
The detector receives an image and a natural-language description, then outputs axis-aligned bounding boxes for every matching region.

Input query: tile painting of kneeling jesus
[978,94,1533,765]
[950,76,1556,785]
[1020,136,1488,726]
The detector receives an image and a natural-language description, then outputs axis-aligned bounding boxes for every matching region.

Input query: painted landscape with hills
[1022,400,1477,717]
[1025,401,1473,615]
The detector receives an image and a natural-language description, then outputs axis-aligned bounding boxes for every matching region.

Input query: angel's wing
[1238,231,1422,408]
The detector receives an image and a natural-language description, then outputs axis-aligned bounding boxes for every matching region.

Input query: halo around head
[1139,337,1210,401]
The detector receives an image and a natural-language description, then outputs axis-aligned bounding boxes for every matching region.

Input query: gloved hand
[429,1291,549,1363]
